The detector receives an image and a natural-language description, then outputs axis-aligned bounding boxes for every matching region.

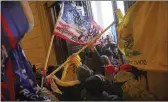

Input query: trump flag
[1,1,49,101]
[54,2,102,45]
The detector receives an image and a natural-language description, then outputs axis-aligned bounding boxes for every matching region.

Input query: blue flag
[1,1,29,54]
[1,1,49,101]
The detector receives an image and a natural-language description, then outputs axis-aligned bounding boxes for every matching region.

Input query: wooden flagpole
[47,22,115,78]
[40,4,62,89]
[40,35,55,88]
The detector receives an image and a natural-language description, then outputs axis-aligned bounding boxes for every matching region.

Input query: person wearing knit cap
[76,64,123,100]
[76,65,94,83]
[81,74,121,101]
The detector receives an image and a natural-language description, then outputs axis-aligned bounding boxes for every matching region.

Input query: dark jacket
[81,89,120,101]
[81,75,122,101]
[86,48,105,75]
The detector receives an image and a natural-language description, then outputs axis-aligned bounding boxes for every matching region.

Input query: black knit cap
[76,65,93,83]
[84,74,105,95]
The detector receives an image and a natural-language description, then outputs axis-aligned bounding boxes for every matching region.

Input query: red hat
[120,64,133,72]
[105,64,118,75]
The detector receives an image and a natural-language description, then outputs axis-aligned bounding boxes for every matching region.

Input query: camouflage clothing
[114,71,155,101]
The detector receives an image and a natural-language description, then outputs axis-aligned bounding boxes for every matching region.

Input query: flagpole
[40,35,55,89]
[40,4,63,89]
[47,22,115,79]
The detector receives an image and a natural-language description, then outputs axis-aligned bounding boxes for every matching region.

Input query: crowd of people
[2,1,166,101]
[32,34,155,101]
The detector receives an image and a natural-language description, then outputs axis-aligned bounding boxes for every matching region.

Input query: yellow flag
[116,1,168,71]
[61,54,81,81]
[115,9,124,24]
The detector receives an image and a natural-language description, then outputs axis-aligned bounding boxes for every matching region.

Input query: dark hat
[84,74,105,95]
[76,65,93,82]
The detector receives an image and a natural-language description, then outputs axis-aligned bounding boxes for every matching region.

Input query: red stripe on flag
[54,32,85,45]
[56,26,77,36]
[58,21,70,28]
[58,20,81,34]
[1,14,16,100]
[1,15,16,48]
[1,59,16,101]
[54,18,102,45]
[6,59,15,101]
[54,31,101,46]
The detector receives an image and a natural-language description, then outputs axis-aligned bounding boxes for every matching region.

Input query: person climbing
[76,64,123,101]
[85,47,105,75]
[113,71,155,101]
[80,74,121,101]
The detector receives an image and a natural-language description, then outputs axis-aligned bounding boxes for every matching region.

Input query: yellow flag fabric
[61,63,79,82]
[115,9,124,24]
[61,54,81,82]
[116,1,168,71]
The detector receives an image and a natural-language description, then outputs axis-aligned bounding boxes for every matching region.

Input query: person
[81,74,121,101]
[57,64,94,101]
[113,71,155,101]
[119,64,141,80]
[76,65,94,83]
[101,50,112,65]
[85,47,105,75]
[100,55,118,81]
[104,34,112,45]
[95,44,103,55]
[119,64,149,90]
[45,65,82,101]
[103,49,119,67]
[76,64,123,101]
[45,65,63,90]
